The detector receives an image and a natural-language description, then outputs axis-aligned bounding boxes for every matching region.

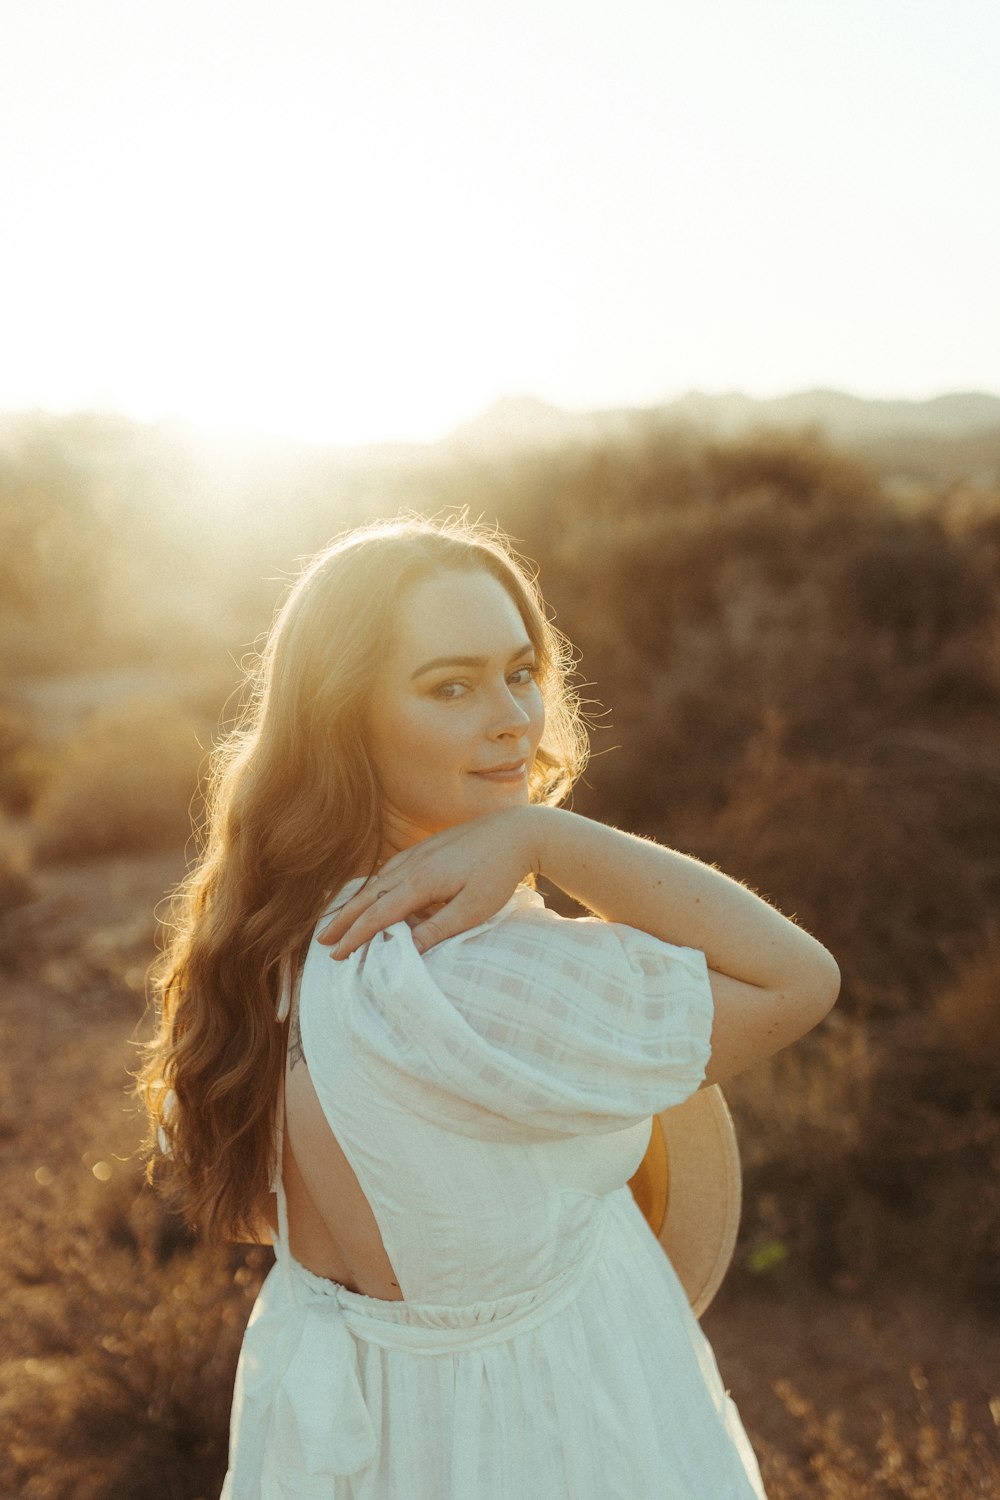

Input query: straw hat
[627,1085,742,1319]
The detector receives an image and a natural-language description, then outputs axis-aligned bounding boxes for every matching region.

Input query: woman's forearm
[525,805,839,1005]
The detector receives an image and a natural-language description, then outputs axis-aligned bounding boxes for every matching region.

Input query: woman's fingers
[316,882,380,945]
[328,871,489,958]
[328,875,463,959]
[326,889,410,958]
[409,894,481,953]
[336,888,479,958]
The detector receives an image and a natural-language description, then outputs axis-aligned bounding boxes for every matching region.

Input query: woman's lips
[469,761,527,783]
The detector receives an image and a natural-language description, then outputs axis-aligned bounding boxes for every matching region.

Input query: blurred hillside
[448,388,1000,483]
[2,390,998,675]
[1,399,999,1496]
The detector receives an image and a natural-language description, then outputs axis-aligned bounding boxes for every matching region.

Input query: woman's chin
[468,780,530,811]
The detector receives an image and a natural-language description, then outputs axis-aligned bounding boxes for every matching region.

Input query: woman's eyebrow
[410,643,535,681]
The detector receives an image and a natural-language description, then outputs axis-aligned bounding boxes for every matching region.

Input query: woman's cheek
[412,702,464,760]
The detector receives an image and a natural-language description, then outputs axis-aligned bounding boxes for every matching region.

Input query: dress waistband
[290,1203,609,1353]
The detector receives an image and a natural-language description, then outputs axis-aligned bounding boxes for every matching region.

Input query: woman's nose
[487,682,532,737]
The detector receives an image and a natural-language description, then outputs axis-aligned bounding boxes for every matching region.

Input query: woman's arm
[532,809,841,1086]
[530,808,834,996]
[320,806,840,1085]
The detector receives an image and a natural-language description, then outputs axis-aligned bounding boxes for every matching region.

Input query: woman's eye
[433,665,535,699]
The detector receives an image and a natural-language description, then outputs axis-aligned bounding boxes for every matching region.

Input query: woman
[140,515,840,1499]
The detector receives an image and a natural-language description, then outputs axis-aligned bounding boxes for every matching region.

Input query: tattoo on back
[288,995,306,1071]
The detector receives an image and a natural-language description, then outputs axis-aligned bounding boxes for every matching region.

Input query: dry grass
[758,1368,1000,1498]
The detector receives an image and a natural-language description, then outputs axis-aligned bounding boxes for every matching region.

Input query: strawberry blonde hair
[136,515,588,1240]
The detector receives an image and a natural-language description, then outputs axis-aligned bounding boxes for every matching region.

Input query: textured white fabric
[221,881,768,1499]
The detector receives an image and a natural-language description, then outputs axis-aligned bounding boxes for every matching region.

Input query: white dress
[220,881,768,1499]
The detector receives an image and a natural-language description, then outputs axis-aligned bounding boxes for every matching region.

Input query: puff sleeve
[299,887,714,1141]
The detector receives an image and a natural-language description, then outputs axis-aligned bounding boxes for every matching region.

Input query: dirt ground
[705,1270,1000,1469]
[2,851,998,1491]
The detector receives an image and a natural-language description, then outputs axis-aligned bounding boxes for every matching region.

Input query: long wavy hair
[136,515,589,1241]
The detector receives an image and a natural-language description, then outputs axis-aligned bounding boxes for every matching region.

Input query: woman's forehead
[387,569,530,667]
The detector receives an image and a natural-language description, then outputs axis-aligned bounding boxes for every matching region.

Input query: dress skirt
[221,1187,767,1500]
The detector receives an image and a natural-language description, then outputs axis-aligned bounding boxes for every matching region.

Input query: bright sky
[2,0,998,444]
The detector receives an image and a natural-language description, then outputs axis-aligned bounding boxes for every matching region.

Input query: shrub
[0,816,35,917]
[33,698,205,863]
[0,1166,265,1500]
[932,930,1000,1073]
[0,699,49,813]
[667,734,991,1016]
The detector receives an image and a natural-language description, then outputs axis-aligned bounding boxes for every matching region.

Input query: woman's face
[366,567,545,853]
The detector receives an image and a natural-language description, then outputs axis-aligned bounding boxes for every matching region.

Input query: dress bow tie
[228,1288,378,1494]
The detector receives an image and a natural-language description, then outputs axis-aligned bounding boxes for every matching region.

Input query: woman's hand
[317,806,544,958]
